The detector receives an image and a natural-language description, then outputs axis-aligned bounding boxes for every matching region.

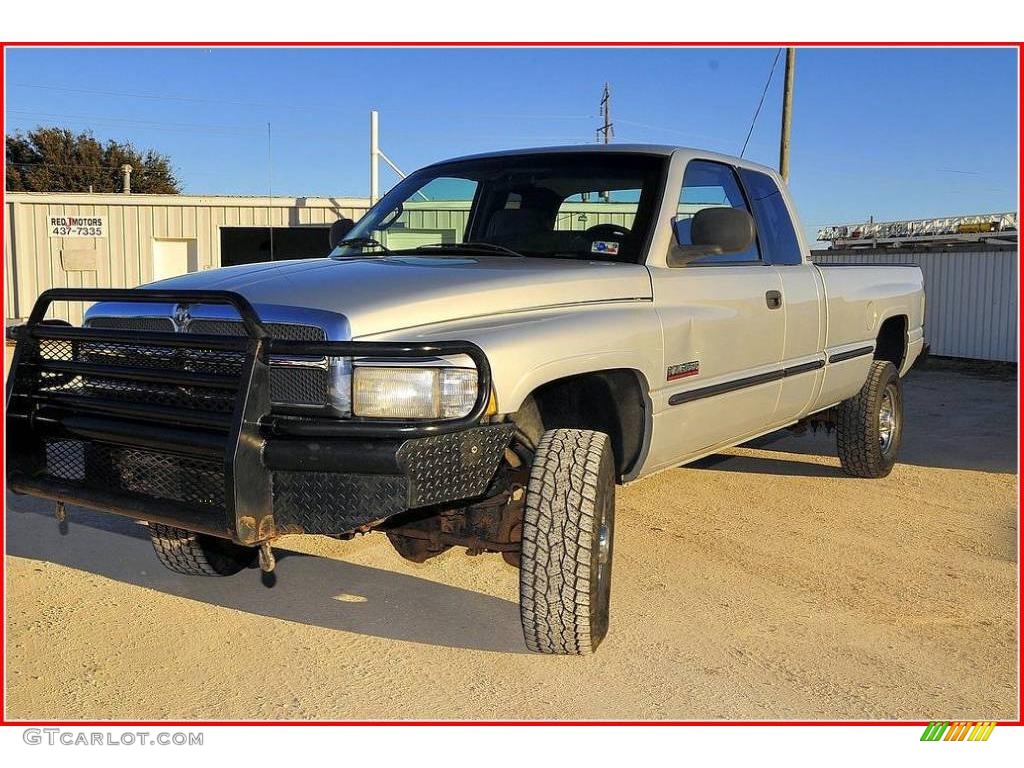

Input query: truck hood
[143,255,653,337]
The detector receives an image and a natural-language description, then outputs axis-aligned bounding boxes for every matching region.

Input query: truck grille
[86,316,330,407]
[87,316,175,333]
[188,319,326,342]
[37,336,242,413]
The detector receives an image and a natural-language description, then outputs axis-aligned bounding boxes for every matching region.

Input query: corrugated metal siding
[4,193,371,325]
[395,201,636,237]
[813,247,1018,362]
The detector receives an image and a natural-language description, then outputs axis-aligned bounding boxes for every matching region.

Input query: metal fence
[812,246,1018,362]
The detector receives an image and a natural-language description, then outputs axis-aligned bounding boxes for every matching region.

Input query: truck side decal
[667,361,700,381]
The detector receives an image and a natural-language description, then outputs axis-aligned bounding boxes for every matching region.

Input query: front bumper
[6,288,510,544]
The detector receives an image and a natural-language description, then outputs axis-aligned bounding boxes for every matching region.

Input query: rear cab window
[737,169,803,266]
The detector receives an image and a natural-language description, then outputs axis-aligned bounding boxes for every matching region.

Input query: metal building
[812,245,1018,362]
[4,191,370,325]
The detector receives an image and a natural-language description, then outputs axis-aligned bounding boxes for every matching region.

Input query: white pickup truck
[6,145,925,655]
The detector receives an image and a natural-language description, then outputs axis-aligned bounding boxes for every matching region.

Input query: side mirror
[329,218,356,249]
[668,207,756,266]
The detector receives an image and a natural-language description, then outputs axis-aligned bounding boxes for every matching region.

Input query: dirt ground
[4,363,1018,721]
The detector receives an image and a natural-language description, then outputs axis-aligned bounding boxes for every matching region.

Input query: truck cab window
[367,176,479,250]
[737,168,803,266]
[336,154,665,263]
[678,160,761,265]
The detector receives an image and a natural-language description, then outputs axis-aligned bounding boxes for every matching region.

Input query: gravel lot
[5,363,1018,721]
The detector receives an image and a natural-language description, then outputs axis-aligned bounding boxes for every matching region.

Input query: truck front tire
[836,360,903,478]
[149,523,257,576]
[519,429,615,655]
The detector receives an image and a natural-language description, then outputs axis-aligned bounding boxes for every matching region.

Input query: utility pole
[370,110,380,205]
[779,47,796,182]
[596,83,613,202]
[596,83,613,144]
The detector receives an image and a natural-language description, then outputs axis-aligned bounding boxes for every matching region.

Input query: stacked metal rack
[818,212,1017,249]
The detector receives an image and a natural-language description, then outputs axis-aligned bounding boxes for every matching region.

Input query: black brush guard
[6,288,509,544]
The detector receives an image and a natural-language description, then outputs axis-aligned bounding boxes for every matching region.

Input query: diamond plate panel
[400,424,514,507]
[272,472,409,534]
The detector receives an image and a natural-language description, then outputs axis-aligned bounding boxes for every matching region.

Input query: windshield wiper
[334,236,393,256]
[413,241,526,259]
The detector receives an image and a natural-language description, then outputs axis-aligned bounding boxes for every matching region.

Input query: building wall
[813,246,1018,362]
[4,192,370,324]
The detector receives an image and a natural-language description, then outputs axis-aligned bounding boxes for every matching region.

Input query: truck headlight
[352,366,478,419]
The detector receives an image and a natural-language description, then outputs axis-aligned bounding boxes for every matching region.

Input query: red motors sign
[48,215,106,238]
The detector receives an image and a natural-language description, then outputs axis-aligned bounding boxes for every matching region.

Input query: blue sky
[5,46,1019,243]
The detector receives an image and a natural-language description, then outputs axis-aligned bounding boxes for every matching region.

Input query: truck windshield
[331,153,668,264]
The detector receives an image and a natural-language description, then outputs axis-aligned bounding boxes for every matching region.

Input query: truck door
[647,159,786,465]
[737,167,826,424]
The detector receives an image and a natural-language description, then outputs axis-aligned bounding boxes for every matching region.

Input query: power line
[614,118,735,146]
[740,48,783,158]
[13,83,597,122]
[11,82,281,109]
[7,160,160,173]
[7,109,258,134]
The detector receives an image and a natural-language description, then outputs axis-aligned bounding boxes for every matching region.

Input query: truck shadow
[692,369,1017,476]
[5,494,528,655]
[689,448,847,478]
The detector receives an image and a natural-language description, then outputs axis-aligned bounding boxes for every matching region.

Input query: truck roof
[428,143,782,179]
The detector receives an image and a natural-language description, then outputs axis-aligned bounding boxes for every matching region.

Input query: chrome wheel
[597,523,611,565]
[878,383,899,454]
[590,464,614,647]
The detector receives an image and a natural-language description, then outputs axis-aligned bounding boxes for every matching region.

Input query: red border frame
[0,40,1021,728]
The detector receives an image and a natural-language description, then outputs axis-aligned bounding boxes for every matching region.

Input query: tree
[6,127,181,193]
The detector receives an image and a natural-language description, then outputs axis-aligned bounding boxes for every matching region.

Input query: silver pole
[370,110,380,205]
[267,121,274,261]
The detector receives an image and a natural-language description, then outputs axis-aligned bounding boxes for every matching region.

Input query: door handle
[766,290,783,310]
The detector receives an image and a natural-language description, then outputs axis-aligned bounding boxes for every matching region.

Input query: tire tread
[836,360,901,478]
[149,523,253,576]
[519,429,611,655]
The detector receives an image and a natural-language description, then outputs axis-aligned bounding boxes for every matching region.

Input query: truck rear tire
[519,429,615,655]
[836,360,903,478]
[149,523,257,576]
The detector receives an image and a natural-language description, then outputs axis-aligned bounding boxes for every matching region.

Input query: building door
[219,227,330,266]
[152,239,197,282]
